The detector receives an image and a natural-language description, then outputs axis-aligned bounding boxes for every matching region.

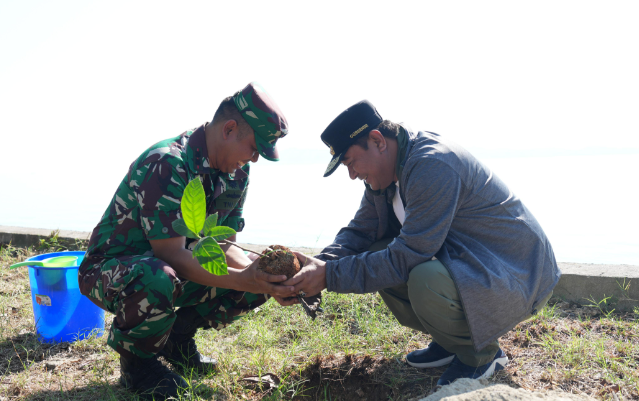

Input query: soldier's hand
[246,252,260,263]
[272,296,299,306]
[241,258,296,298]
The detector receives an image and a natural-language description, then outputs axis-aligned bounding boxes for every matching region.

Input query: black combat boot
[120,353,188,400]
[158,306,217,373]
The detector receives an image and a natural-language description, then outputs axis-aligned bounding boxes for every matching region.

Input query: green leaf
[193,237,228,275]
[203,213,218,237]
[206,226,236,242]
[172,218,200,239]
[201,258,228,276]
[181,179,206,235]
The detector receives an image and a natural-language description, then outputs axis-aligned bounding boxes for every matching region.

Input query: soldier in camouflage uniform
[78,82,296,400]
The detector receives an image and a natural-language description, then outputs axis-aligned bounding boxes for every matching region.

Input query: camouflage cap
[233,82,288,162]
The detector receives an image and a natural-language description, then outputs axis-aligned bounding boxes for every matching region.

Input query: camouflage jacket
[79,124,249,280]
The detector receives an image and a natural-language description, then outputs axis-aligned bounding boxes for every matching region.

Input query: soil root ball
[258,245,300,279]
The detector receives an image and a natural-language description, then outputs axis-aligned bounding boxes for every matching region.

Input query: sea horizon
[2,151,638,266]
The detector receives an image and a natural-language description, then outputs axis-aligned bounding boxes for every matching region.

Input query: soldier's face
[341,132,395,191]
[221,128,259,173]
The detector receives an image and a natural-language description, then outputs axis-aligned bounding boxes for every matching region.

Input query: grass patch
[1,244,638,400]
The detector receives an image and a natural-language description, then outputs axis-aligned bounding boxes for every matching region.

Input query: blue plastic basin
[26,251,105,343]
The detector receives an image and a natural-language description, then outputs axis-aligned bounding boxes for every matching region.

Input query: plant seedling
[172,179,321,318]
[171,178,236,275]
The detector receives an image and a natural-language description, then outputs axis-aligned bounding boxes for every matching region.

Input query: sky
[1,1,638,264]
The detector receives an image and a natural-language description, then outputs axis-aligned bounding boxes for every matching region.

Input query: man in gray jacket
[282,100,560,385]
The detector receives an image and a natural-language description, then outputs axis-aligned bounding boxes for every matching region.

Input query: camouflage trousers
[79,255,267,359]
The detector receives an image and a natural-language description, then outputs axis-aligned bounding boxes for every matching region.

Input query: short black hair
[211,96,252,138]
[353,120,401,150]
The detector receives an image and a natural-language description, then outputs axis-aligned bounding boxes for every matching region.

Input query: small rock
[45,360,64,371]
[583,307,599,317]
[348,320,361,335]
[325,313,342,321]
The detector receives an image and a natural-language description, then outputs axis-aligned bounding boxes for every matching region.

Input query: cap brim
[255,134,279,162]
[323,152,344,177]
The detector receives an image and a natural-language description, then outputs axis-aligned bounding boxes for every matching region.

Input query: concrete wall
[553,262,639,311]
[0,226,90,249]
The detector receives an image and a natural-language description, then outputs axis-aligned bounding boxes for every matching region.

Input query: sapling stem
[220,240,271,257]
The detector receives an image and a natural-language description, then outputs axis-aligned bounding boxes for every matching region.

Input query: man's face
[220,126,259,174]
[341,133,395,191]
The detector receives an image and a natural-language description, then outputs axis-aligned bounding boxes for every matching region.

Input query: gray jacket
[318,129,560,350]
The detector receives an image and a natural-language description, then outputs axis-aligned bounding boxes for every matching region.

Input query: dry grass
[1,243,638,400]
[498,304,639,400]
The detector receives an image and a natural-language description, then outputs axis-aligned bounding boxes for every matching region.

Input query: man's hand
[282,252,328,297]
[239,258,297,298]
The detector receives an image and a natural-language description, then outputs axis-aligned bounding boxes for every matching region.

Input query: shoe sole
[477,355,509,380]
[406,354,455,368]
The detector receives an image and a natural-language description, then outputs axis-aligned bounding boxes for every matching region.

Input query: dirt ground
[284,353,601,401]
[290,354,438,401]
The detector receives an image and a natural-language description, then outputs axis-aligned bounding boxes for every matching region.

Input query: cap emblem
[350,123,369,138]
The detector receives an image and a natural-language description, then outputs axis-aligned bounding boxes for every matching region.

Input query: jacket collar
[396,124,416,182]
